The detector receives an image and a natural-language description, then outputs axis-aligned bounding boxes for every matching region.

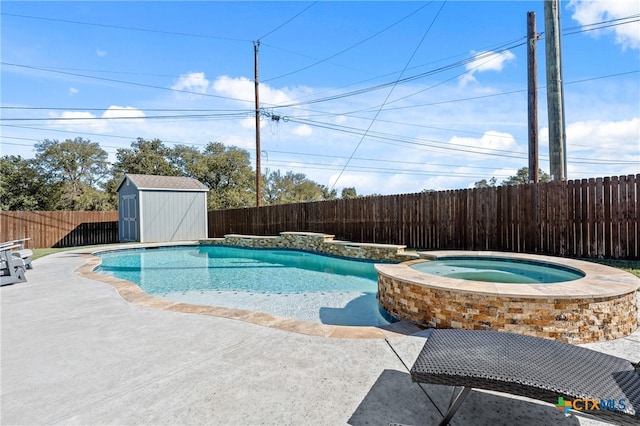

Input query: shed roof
[117,174,209,192]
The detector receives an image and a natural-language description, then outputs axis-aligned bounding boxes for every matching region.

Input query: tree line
[1,137,359,211]
[1,137,548,212]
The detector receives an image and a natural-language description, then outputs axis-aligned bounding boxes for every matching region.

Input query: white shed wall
[139,190,208,242]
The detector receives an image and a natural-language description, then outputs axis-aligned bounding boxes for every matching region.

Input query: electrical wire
[0,113,251,122]
[3,8,637,182]
[3,14,635,116]
[1,62,254,104]
[330,1,447,190]
[262,2,434,83]
[1,12,251,42]
[562,14,640,36]
[257,1,318,41]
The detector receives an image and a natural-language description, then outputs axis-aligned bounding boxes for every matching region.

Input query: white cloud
[51,110,107,133]
[213,75,252,104]
[212,75,300,107]
[171,72,210,95]
[334,115,348,125]
[328,172,377,193]
[102,106,146,119]
[101,106,146,130]
[449,131,518,157]
[69,87,78,95]
[568,0,640,50]
[240,116,257,130]
[96,48,107,57]
[58,111,94,120]
[566,117,640,150]
[459,50,516,86]
[538,118,639,178]
[291,124,312,136]
[48,106,147,135]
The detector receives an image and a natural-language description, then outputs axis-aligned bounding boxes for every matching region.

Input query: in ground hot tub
[376,251,640,344]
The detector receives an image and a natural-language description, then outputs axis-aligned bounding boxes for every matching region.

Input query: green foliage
[4,136,354,211]
[263,169,336,205]
[112,138,179,177]
[35,137,109,185]
[0,155,56,210]
[341,187,358,199]
[474,168,551,188]
[474,177,497,188]
[174,142,256,210]
[33,138,110,210]
[501,167,551,186]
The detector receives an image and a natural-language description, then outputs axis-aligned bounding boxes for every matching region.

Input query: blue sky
[1,1,639,195]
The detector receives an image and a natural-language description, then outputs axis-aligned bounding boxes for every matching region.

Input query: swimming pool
[410,256,584,283]
[95,245,394,326]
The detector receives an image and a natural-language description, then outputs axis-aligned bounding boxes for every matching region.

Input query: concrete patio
[2,249,639,425]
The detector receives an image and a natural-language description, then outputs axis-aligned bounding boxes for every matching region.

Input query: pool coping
[74,242,421,340]
[375,250,640,299]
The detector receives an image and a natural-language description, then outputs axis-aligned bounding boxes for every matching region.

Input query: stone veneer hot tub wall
[200,232,418,262]
[376,252,640,344]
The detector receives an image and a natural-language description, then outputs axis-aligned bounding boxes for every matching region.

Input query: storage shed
[117,174,209,243]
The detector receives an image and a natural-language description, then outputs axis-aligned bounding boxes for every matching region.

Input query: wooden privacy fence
[0,211,119,248]
[1,175,638,258]
[208,174,639,259]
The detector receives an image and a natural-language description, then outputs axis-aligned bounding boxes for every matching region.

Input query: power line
[267,39,527,110]
[267,14,637,110]
[0,107,247,112]
[263,14,636,110]
[263,160,514,179]
[288,116,530,159]
[332,1,448,190]
[341,69,639,115]
[262,2,434,83]
[257,1,318,41]
[562,14,640,36]
[1,12,251,42]
[1,62,254,104]
[4,13,635,116]
[0,112,250,122]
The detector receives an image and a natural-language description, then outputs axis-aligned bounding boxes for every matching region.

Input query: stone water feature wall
[200,232,418,262]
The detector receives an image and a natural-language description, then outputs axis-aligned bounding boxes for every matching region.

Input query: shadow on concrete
[319,293,388,326]
[348,369,583,426]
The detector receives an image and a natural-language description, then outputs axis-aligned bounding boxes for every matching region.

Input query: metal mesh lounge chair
[410,329,640,426]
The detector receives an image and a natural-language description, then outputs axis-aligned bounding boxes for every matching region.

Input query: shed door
[121,194,138,241]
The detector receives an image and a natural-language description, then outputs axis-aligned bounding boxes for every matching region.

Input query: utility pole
[544,0,566,181]
[254,40,262,207]
[527,11,539,183]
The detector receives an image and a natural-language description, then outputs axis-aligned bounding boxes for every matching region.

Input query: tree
[0,155,56,210]
[474,177,497,188]
[502,167,551,186]
[34,138,110,210]
[473,168,551,188]
[105,138,180,207]
[341,187,358,199]
[263,169,336,205]
[172,142,256,210]
[111,138,179,177]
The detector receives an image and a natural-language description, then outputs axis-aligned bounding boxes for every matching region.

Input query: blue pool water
[410,257,585,284]
[96,246,393,326]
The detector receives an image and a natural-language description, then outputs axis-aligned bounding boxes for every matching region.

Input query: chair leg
[439,387,472,426]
